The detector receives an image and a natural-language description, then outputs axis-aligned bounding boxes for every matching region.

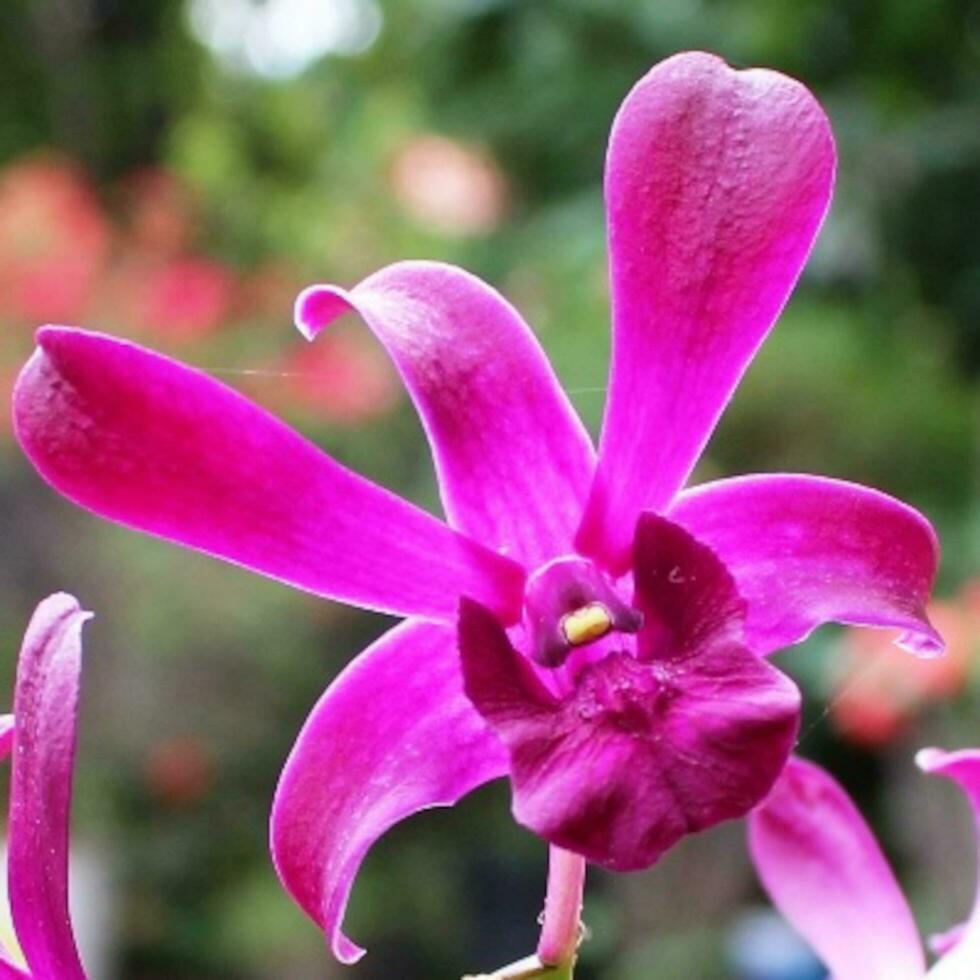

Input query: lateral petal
[578,52,835,571]
[669,474,942,656]
[749,756,926,980]
[14,328,524,623]
[296,261,595,567]
[270,620,509,964]
[9,594,91,980]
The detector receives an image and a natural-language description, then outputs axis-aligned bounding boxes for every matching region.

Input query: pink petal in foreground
[14,328,524,624]
[916,749,980,977]
[578,52,836,571]
[297,262,595,567]
[271,620,509,964]
[9,594,92,980]
[749,756,926,980]
[459,515,799,871]
[669,474,942,656]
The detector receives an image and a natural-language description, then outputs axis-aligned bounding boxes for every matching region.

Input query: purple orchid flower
[750,750,980,979]
[12,52,941,966]
[0,594,93,980]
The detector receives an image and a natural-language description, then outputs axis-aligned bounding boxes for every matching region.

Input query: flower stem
[463,846,585,980]
[462,954,569,978]
[536,846,586,970]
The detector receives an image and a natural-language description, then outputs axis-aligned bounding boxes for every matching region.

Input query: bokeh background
[0,0,978,977]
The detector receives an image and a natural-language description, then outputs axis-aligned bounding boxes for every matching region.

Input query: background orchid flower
[0,593,92,980]
[12,51,941,967]
[750,751,980,980]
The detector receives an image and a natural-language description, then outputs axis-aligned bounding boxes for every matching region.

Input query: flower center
[524,557,641,668]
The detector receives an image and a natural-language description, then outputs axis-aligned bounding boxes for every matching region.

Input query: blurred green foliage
[0,1,978,977]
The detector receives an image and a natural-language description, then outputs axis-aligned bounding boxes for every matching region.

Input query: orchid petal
[9,594,91,980]
[296,262,596,567]
[14,328,524,623]
[459,515,799,871]
[916,749,980,976]
[577,52,836,571]
[749,756,926,980]
[271,620,509,964]
[669,474,942,656]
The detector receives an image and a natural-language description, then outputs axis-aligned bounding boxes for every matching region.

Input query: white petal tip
[915,747,946,772]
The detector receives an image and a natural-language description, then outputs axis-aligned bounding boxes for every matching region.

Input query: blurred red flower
[108,255,235,342]
[118,167,195,256]
[0,157,110,324]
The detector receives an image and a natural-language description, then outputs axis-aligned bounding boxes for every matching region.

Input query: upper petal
[459,516,800,871]
[668,474,942,656]
[270,620,509,964]
[748,756,926,980]
[9,594,91,980]
[14,328,524,623]
[296,261,596,567]
[916,749,980,977]
[577,52,836,571]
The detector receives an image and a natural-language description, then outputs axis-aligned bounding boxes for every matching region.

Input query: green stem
[464,846,585,979]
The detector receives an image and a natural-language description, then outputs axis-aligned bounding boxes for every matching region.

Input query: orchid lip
[459,514,803,872]
[523,556,642,668]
